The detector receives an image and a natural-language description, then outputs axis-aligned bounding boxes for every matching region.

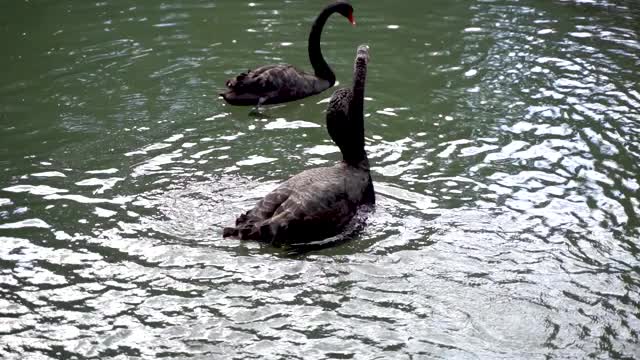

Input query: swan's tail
[222,213,277,241]
[224,71,250,90]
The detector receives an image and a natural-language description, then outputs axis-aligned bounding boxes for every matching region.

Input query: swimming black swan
[223,45,373,246]
[220,1,355,106]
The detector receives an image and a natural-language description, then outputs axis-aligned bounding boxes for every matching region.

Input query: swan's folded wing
[261,170,357,241]
[240,185,292,225]
[267,189,354,244]
[223,184,293,239]
[228,65,305,94]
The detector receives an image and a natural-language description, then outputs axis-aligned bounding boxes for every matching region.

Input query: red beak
[348,12,356,26]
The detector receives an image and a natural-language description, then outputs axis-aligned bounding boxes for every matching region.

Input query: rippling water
[1,0,639,358]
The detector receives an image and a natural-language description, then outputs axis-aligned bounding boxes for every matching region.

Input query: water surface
[1,0,639,358]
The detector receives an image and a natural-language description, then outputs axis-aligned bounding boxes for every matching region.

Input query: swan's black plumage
[223,45,373,246]
[220,1,355,106]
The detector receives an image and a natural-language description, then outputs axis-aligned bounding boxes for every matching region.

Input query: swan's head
[356,45,369,59]
[355,45,369,67]
[334,2,355,26]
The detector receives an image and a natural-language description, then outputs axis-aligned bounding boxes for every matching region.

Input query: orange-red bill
[348,12,356,26]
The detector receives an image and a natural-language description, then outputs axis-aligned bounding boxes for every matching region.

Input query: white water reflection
[31,171,66,177]
[0,219,51,229]
[264,118,320,130]
[3,184,68,196]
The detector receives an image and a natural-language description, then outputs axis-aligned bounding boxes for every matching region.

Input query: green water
[1,0,639,358]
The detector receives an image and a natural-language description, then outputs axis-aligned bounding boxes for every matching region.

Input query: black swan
[220,1,355,106]
[223,45,373,246]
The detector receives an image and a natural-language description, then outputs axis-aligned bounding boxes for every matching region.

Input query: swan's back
[221,65,332,105]
[223,163,371,244]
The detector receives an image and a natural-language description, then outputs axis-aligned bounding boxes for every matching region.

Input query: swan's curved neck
[308,5,338,84]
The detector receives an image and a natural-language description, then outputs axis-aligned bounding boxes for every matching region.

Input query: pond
[0,0,639,358]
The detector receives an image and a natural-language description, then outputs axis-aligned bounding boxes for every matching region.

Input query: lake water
[1,0,639,358]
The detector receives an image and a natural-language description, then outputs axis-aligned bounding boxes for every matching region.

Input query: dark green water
[1,0,639,358]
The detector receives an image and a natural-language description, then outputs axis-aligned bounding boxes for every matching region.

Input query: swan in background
[220,1,355,106]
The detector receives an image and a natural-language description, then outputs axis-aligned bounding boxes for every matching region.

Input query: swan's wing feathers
[251,185,292,220]
[225,166,371,243]
[225,65,304,94]
[287,188,351,220]
[223,184,293,239]
[221,63,330,105]
[238,184,292,225]
[266,185,354,244]
[269,167,355,229]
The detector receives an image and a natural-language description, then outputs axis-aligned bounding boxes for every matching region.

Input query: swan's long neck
[349,51,369,165]
[308,5,337,85]
[351,51,367,131]
[345,50,368,167]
